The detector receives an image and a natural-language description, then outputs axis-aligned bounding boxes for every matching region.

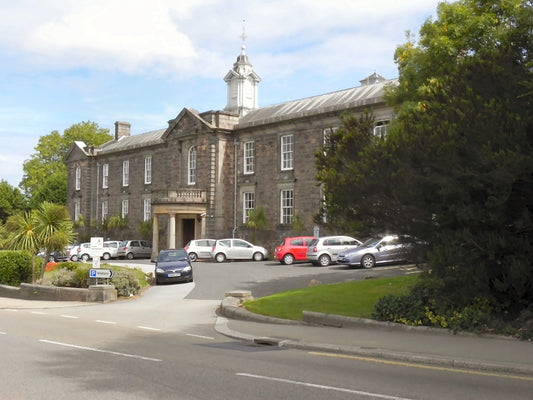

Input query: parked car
[65,244,79,261]
[212,238,268,263]
[102,240,122,260]
[117,240,152,259]
[306,235,362,266]
[184,239,216,261]
[38,250,69,263]
[337,234,419,269]
[76,242,92,262]
[274,236,316,265]
[153,249,193,284]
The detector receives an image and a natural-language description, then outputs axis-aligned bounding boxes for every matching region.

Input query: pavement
[2,295,532,377]
[215,294,533,377]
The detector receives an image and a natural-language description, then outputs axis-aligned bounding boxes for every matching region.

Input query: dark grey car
[337,235,415,268]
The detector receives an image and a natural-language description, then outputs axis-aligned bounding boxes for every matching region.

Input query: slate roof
[97,128,166,155]
[236,78,396,129]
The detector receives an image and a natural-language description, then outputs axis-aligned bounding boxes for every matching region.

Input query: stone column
[151,215,159,259]
[168,213,176,249]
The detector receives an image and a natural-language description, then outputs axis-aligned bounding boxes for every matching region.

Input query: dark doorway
[182,218,195,247]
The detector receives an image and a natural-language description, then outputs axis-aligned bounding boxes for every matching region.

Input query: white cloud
[0,0,439,79]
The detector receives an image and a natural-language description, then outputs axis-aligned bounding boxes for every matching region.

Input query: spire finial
[240,19,247,53]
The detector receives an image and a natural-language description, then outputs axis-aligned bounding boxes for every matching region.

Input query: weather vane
[240,19,247,44]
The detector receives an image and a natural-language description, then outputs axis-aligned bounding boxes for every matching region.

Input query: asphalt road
[1,259,532,399]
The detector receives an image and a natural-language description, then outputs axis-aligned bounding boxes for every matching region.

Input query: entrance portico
[151,189,208,259]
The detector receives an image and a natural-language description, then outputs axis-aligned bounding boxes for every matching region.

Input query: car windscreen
[158,250,188,262]
[362,237,381,247]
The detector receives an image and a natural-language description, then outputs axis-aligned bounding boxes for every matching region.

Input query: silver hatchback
[117,240,152,259]
[306,235,362,266]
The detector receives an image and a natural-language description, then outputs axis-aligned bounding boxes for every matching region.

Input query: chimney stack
[114,121,131,140]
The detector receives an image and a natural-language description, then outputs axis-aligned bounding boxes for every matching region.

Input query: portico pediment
[162,107,216,140]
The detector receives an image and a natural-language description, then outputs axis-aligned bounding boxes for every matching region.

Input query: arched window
[188,146,197,185]
[75,166,81,190]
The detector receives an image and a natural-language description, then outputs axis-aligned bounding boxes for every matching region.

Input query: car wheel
[215,253,226,263]
[126,252,134,260]
[361,254,375,269]
[188,252,198,262]
[81,254,90,262]
[318,254,331,266]
[282,253,295,265]
[70,255,78,262]
[253,252,264,261]
[102,253,111,260]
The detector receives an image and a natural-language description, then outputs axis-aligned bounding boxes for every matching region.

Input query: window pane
[188,147,197,185]
[281,135,293,170]
[280,189,294,224]
[244,141,254,174]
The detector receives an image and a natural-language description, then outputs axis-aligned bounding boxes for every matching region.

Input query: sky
[0,0,442,189]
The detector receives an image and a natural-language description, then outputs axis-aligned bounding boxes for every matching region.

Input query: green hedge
[0,251,42,286]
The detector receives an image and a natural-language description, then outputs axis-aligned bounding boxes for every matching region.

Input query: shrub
[51,264,91,288]
[111,269,141,297]
[0,251,34,286]
[51,268,78,287]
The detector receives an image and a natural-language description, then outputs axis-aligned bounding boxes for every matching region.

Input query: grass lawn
[243,274,420,321]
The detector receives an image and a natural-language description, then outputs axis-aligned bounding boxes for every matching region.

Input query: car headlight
[155,268,165,273]
[182,266,192,272]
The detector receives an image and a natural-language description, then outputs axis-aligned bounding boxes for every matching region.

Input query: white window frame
[121,199,129,218]
[101,200,108,221]
[188,146,197,185]
[102,163,109,189]
[75,166,81,190]
[243,141,254,174]
[122,160,129,187]
[280,188,294,224]
[144,157,152,184]
[143,198,151,222]
[373,121,390,139]
[243,192,255,223]
[281,135,294,171]
[74,200,80,221]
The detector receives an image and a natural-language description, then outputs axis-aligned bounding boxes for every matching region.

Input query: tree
[0,180,27,223]
[21,121,112,206]
[386,0,533,316]
[316,0,533,331]
[245,207,268,243]
[7,202,76,282]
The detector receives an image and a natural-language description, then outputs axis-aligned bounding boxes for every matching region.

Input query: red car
[274,236,316,265]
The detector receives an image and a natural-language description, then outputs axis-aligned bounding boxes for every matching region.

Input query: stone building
[65,44,396,257]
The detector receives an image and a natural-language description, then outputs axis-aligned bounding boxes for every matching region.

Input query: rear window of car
[289,238,303,246]
[309,239,319,246]
[304,238,315,246]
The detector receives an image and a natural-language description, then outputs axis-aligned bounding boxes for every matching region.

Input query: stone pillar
[151,215,159,259]
[201,214,206,238]
[168,213,176,249]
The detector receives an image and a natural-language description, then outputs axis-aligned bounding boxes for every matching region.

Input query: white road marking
[186,333,215,340]
[236,373,415,400]
[60,315,78,319]
[39,339,162,362]
[95,320,117,325]
[137,326,161,331]
[0,331,6,335]
[31,311,46,315]
[4,309,18,312]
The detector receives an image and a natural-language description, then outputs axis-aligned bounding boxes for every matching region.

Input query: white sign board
[90,237,104,256]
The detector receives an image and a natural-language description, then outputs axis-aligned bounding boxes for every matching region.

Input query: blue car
[337,235,417,269]
[153,249,193,284]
